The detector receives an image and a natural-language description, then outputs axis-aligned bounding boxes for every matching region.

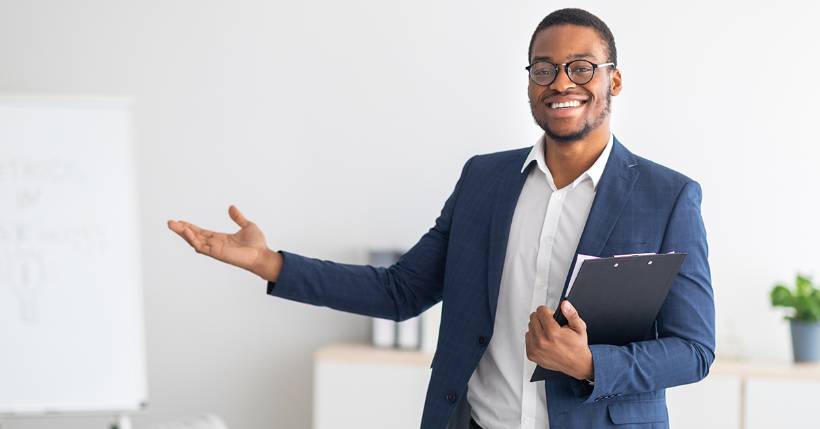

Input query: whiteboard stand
[0,409,141,429]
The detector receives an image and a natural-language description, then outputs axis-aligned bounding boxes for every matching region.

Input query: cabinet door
[745,378,820,429]
[666,375,741,429]
[314,360,430,429]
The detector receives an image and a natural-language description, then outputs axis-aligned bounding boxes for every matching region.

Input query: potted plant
[770,274,820,363]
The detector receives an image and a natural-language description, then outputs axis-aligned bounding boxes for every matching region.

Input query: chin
[547,131,589,143]
[543,123,591,143]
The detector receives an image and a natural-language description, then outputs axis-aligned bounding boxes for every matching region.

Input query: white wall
[0,0,817,428]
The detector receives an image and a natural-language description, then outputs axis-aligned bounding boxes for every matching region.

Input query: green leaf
[796,294,811,311]
[808,296,820,322]
[771,285,794,307]
[793,295,819,321]
[770,276,820,321]
[796,274,813,298]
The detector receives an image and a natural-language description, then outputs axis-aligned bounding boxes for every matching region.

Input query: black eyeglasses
[525,60,615,86]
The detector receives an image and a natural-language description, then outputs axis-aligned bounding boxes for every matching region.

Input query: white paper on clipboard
[564,252,676,297]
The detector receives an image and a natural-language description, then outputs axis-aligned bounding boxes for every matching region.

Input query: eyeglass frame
[525,60,616,86]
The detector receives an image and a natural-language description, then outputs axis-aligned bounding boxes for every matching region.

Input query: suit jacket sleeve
[581,180,716,402]
[266,156,475,322]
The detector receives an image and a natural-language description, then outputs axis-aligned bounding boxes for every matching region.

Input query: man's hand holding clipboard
[527,252,687,382]
[526,300,596,382]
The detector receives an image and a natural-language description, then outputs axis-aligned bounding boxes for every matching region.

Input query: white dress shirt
[466,133,613,429]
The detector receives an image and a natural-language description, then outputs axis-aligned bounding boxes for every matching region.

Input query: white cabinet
[668,360,820,429]
[313,344,432,429]
[745,379,820,429]
[667,375,741,429]
[313,344,820,429]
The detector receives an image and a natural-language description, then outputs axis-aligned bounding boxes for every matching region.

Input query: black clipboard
[530,252,686,382]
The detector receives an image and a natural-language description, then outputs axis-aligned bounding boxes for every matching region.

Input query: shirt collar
[520,133,614,191]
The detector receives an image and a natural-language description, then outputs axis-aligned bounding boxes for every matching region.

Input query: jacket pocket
[607,399,668,425]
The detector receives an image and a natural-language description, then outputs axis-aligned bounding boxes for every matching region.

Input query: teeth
[549,100,582,109]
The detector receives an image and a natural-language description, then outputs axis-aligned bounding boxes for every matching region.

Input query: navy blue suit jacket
[269,137,715,428]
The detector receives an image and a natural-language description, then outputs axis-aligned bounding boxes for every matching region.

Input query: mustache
[539,91,589,103]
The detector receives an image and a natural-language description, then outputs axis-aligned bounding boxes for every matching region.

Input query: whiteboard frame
[0,95,149,416]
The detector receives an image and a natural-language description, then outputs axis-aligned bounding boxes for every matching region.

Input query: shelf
[710,359,820,380]
[315,343,820,380]
[314,343,433,367]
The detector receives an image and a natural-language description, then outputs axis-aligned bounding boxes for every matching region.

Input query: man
[168,8,714,429]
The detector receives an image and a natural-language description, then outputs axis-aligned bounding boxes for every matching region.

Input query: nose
[549,65,576,93]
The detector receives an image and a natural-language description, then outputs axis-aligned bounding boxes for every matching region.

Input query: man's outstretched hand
[167,205,283,282]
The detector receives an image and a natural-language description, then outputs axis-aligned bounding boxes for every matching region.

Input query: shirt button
[446,392,457,403]
[478,336,487,346]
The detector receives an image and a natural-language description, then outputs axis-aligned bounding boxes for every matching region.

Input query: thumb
[562,300,587,334]
[228,205,251,228]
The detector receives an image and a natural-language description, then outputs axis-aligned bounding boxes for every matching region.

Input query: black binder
[530,252,687,382]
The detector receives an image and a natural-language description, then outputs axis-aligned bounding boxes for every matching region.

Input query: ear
[610,68,622,96]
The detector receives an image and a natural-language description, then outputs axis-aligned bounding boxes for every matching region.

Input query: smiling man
[169,8,714,429]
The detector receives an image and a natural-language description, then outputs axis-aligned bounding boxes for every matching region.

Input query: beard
[531,91,612,143]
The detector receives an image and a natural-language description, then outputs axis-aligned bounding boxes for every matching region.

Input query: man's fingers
[167,220,186,235]
[178,221,212,237]
[561,300,587,333]
[181,227,198,248]
[525,330,534,357]
[168,219,213,237]
[528,312,544,337]
[169,219,199,233]
[168,221,194,245]
[536,305,560,332]
[228,205,250,228]
[183,227,211,255]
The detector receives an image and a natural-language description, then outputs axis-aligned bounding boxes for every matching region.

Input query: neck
[543,123,610,189]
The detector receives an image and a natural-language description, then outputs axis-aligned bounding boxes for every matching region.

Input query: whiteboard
[0,96,147,414]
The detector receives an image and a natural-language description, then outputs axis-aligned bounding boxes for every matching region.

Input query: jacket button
[446,392,457,403]
[478,336,487,345]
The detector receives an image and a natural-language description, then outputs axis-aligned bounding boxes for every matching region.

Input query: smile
[549,100,586,109]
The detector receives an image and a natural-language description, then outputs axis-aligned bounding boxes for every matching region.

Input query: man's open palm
[167,205,270,275]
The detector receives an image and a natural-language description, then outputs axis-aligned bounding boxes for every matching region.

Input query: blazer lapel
[485,138,640,323]
[487,152,529,323]
[559,137,641,296]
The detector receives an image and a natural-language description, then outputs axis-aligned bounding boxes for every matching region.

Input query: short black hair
[528,8,617,66]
